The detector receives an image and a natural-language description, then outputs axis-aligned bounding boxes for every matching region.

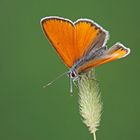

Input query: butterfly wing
[74,19,109,61]
[41,17,108,68]
[41,17,76,68]
[76,43,130,73]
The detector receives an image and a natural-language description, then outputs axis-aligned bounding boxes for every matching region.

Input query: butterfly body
[40,16,130,92]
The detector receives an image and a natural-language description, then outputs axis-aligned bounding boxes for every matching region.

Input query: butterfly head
[67,69,79,94]
[68,69,79,81]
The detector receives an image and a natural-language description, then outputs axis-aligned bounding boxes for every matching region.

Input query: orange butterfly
[40,16,130,92]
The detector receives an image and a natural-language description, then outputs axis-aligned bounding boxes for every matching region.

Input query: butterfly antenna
[43,71,68,88]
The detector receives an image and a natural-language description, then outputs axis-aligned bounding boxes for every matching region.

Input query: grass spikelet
[79,69,102,140]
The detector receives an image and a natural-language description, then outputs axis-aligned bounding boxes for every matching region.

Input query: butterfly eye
[69,71,77,79]
[72,71,76,77]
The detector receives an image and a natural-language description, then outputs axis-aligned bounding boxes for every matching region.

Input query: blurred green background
[0,0,139,140]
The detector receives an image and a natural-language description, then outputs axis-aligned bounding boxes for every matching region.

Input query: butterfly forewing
[41,17,106,68]
[74,20,102,60]
[41,17,76,68]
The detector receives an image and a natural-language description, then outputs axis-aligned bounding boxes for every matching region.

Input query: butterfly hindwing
[76,43,130,73]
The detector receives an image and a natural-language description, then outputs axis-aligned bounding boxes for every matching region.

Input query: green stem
[93,132,96,140]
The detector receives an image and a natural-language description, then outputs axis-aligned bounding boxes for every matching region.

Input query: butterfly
[40,16,130,92]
